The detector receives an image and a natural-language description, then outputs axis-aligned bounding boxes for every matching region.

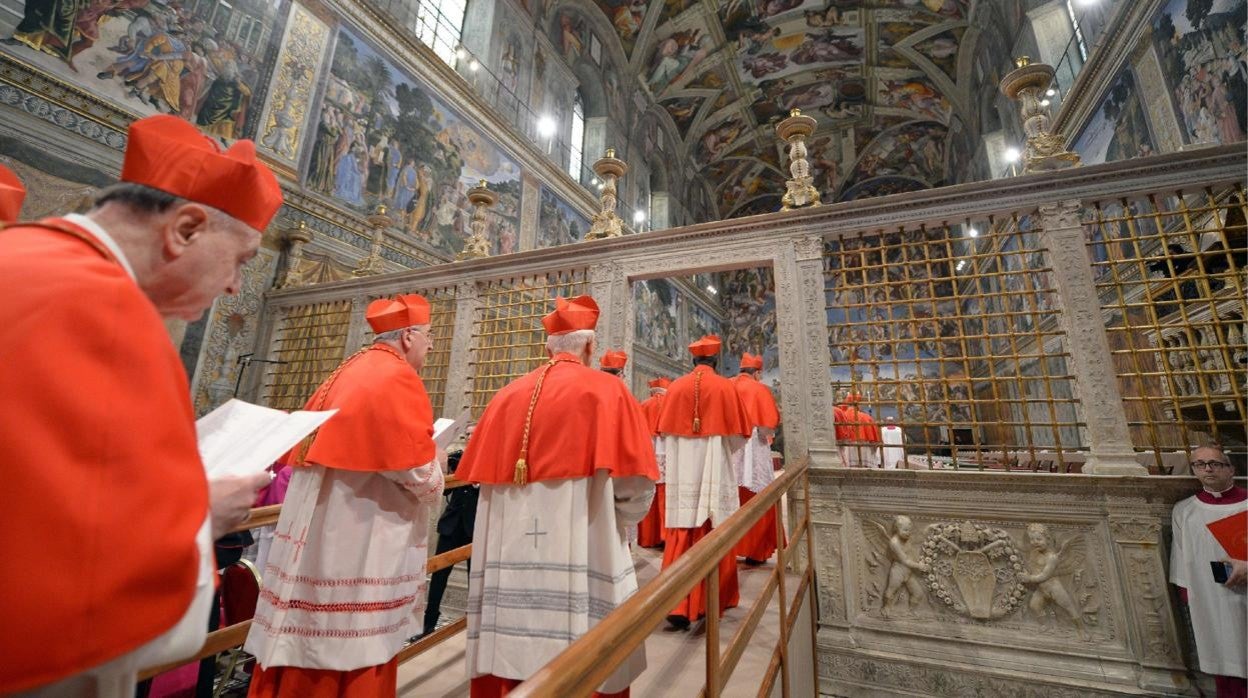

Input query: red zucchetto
[366,294,431,333]
[688,335,722,357]
[120,115,283,232]
[0,163,25,223]
[541,295,600,335]
[600,350,628,369]
[648,377,671,389]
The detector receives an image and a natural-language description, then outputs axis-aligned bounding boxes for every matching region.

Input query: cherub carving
[864,515,929,617]
[1018,523,1088,639]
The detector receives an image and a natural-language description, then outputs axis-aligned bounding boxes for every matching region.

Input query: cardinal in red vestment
[835,391,881,467]
[245,294,446,698]
[730,352,784,564]
[636,377,671,548]
[0,114,281,695]
[458,295,657,697]
[658,335,751,628]
[600,348,628,376]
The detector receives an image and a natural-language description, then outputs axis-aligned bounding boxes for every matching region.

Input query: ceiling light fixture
[455,48,468,61]
[706,286,717,295]
[468,59,480,72]
[967,226,980,238]
[1045,88,1056,97]
[1004,147,1021,163]
[1040,99,1051,107]
[633,210,645,223]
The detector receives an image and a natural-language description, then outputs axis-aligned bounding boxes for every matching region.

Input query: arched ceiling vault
[552,0,990,219]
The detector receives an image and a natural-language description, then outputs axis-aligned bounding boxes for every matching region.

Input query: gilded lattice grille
[355,287,458,415]
[263,300,354,411]
[823,215,1086,471]
[1084,186,1247,470]
[469,269,589,417]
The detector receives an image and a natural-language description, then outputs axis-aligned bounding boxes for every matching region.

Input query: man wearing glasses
[1170,443,1246,697]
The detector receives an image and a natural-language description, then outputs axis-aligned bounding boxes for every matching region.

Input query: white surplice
[1170,494,1247,677]
[663,435,743,528]
[880,425,905,470]
[18,518,215,698]
[731,427,775,494]
[245,462,443,671]
[467,472,653,694]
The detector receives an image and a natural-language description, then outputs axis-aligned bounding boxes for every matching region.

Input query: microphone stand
[233,353,289,398]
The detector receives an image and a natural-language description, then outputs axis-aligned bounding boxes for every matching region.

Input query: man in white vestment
[244,294,445,698]
[1169,443,1246,697]
[457,295,658,697]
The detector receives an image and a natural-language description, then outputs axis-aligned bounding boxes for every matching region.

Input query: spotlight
[536,115,556,138]
[706,286,717,295]
[1045,88,1056,97]
[1040,99,1051,107]
[1003,147,1021,163]
[967,226,980,238]
[455,47,468,61]
[956,260,966,272]
[633,210,645,223]
[468,59,480,72]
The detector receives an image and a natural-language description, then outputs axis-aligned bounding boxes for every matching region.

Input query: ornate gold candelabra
[777,108,821,210]
[999,56,1080,173]
[583,148,629,240]
[353,204,392,277]
[457,179,497,261]
[274,220,314,289]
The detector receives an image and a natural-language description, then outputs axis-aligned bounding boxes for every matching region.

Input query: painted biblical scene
[719,266,779,383]
[1151,0,1246,146]
[1073,69,1156,165]
[633,278,682,359]
[536,185,590,248]
[0,0,288,141]
[309,28,523,256]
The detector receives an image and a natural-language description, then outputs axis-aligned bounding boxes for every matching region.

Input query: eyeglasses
[1190,460,1232,470]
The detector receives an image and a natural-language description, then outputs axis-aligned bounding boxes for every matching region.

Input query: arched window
[417,0,469,65]
[568,92,585,183]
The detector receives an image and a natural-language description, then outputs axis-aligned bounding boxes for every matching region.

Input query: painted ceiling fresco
[566,0,1012,219]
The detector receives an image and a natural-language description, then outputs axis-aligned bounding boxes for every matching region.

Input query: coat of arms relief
[860,516,1106,642]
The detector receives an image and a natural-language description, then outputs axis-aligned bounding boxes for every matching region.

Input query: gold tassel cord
[514,358,576,485]
[692,368,702,435]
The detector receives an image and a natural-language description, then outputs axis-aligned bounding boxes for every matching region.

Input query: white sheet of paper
[433,408,472,450]
[196,399,337,479]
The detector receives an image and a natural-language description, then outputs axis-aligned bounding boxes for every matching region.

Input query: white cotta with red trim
[244,463,443,671]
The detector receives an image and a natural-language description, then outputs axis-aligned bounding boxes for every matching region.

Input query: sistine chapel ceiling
[542,0,1028,219]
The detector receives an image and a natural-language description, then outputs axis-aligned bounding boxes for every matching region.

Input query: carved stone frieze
[813,522,847,624]
[818,647,1127,698]
[851,513,1113,645]
[1125,550,1183,666]
[1109,516,1162,544]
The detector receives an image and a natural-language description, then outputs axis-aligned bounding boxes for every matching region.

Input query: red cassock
[636,392,667,548]
[0,219,208,693]
[456,353,658,484]
[730,375,784,563]
[658,365,751,621]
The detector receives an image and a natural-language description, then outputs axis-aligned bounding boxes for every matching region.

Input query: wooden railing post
[705,569,721,698]
[774,504,791,698]
[803,471,818,693]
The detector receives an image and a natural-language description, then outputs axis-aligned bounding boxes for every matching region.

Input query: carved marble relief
[257,3,331,168]
[854,514,1112,645]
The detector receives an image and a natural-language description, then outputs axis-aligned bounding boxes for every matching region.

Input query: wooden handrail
[509,456,812,698]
